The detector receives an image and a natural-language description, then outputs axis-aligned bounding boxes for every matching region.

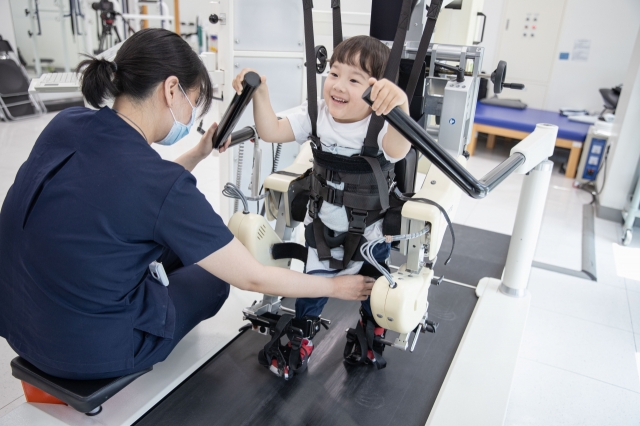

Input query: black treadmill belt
[136,225,510,426]
[392,223,511,286]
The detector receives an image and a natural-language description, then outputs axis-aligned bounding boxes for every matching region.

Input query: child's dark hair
[329,35,390,79]
[77,28,212,116]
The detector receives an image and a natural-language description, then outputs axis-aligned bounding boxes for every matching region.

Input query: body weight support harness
[299,0,444,371]
[302,0,419,271]
[261,0,445,374]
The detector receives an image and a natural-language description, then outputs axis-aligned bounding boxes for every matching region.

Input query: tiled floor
[0,116,639,424]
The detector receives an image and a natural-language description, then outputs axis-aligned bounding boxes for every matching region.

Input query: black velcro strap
[312,217,333,261]
[291,191,310,222]
[302,0,318,139]
[358,261,389,279]
[291,316,323,339]
[366,320,386,369]
[305,222,346,249]
[382,190,408,235]
[405,0,443,100]
[362,0,415,153]
[313,149,394,174]
[342,232,365,269]
[354,321,369,365]
[258,314,294,368]
[272,243,308,263]
[361,155,390,212]
[331,0,342,48]
[341,193,383,211]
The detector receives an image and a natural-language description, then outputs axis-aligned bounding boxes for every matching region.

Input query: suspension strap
[404,0,443,101]
[302,0,319,142]
[331,0,343,48]
[361,156,390,213]
[362,0,415,157]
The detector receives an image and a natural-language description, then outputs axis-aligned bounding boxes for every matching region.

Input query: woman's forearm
[197,238,372,301]
[174,146,207,172]
[246,265,337,298]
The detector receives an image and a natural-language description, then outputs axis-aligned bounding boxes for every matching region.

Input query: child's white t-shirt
[286,99,402,276]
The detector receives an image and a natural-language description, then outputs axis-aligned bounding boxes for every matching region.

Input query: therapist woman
[0,28,373,380]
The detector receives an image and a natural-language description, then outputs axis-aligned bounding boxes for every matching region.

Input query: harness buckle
[309,134,321,150]
[308,195,320,218]
[348,210,368,234]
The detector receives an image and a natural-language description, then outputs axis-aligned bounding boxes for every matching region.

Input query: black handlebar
[227,126,257,148]
[362,86,525,199]
[211,72,262,149]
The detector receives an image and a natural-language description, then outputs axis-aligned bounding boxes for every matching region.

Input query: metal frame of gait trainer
[363,89,558,425]
[362,86,528,199]
[362,89,557,296]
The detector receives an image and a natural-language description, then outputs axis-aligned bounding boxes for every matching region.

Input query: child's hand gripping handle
[211,71,262,149]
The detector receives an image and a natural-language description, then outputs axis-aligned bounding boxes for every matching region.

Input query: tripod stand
[94,11,121,54]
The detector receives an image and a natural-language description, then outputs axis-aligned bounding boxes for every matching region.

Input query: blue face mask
[156,84,197,146]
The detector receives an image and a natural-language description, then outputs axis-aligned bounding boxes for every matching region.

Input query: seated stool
[11,357,151,416]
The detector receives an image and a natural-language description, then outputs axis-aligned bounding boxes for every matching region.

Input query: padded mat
[136,225,510,426]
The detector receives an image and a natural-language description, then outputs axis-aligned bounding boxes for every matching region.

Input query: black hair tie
[111,61,118,73]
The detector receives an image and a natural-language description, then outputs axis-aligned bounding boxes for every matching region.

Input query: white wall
[485,0,640,111]
[0,0,17,51]
[544,0,640,112]
[598,28,640,211]
[478,0,506,73]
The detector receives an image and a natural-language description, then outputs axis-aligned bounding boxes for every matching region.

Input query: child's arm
[232,68,296,143]
[368,78,412,159]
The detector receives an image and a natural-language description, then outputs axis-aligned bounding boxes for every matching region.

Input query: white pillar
[598,28,640,212]
[500,160,553,296]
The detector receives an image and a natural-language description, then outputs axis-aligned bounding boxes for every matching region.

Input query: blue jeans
[295,242,391,319]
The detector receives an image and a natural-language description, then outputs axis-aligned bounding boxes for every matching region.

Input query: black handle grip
[227,126,257,148]
[361,87,525,199]
[211,71,261,149]
[503,82,525,90]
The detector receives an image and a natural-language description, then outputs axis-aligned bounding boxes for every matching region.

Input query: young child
[233,35,411,373]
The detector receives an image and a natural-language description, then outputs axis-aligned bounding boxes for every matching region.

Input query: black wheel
[85,405,102,416]
[490,60,507,94]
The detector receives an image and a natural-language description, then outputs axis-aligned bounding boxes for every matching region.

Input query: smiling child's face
[323,60,373,124]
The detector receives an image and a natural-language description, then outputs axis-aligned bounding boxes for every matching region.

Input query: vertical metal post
[58,0,71,72]
[499,160,553,297]
[28,0,42,76]
[80,0,95,56]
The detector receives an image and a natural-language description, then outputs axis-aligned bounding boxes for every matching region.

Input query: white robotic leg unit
[370,156,467,350]
[228,142,317,334]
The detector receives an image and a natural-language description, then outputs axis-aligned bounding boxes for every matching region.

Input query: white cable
[360,224,431,288]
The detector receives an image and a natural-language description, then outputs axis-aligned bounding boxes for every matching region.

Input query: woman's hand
[331,275,376,301]
[232,68,267,95]
[367,77,409,116]
[195,121,232,156]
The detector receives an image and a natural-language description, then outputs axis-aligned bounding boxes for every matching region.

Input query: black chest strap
[302,0,319,140]
[362,0,415,158]
[331,0,343,48]
[405,0,443,101]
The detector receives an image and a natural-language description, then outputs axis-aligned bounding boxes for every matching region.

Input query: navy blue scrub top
[0,107,233,374]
